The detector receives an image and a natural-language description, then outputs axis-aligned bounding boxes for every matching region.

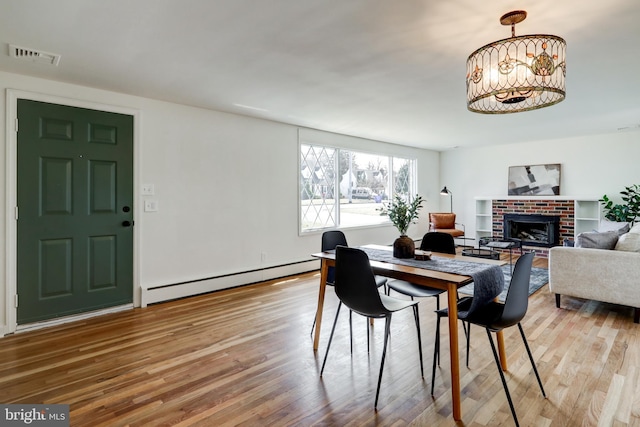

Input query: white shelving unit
[574,199,601,235]
[474,196,601,243]
[475,198,493,243]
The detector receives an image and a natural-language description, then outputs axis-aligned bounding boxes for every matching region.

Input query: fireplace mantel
[474,197,601,257]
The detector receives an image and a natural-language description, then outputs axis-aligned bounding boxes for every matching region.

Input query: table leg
[497,330,508,371]
[313,260,329,351]
[492,293,509,371]
[447,283,461,421]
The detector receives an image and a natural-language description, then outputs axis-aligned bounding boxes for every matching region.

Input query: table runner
[357,246,504,307]
[357,246,496,275]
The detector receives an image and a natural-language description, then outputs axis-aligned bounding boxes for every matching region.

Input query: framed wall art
[507,163,561,196]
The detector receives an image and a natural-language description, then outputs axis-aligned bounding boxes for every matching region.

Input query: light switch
[142,184,155,195]
[144,200,158,212]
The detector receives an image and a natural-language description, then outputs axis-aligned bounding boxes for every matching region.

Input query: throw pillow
[575,231,619,249]
[598,220,629,234]
[615,232,640,252]
[630,223,640,234]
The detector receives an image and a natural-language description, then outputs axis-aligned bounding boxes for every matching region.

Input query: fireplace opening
[503,213,560,247]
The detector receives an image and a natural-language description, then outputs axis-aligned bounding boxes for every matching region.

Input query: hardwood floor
[2,254,640,426]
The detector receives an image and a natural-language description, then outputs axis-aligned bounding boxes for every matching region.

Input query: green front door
[17,100,134,324]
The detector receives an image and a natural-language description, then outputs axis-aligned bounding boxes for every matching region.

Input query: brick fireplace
[492,199,575,257]
[503,213,561,247]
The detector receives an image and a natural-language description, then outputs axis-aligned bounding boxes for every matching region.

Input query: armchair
[429,213,466,246]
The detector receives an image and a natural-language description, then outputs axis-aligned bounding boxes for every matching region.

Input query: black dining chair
[385,232,455,309]
[431,252,545,427]
[320,246,424,408]
[311,230,388,353]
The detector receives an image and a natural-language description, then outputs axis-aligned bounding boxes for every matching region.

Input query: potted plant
[379,194,424,258]
[600,184,640,224]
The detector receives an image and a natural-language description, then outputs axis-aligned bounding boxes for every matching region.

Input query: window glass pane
[338,150,389,228]
[392,157,414,198]
[300,144,337,231]
[300,143,417,233]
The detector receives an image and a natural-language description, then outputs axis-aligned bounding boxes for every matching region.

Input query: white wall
[439,132,640,238]
[0,70,441,332]
[4,70,635,332]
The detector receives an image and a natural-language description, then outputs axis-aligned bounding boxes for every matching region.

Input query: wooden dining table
[311,244,507,422]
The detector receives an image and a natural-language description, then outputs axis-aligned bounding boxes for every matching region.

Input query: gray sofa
[549,224,640,323]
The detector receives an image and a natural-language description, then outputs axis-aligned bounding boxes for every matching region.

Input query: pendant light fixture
[466,10,566,114]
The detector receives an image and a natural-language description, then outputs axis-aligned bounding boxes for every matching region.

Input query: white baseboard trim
[7,260,321,335]
[15,304,134,334]
[142,259,320,306]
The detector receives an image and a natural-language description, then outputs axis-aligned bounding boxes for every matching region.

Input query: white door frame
[4,89,141,335]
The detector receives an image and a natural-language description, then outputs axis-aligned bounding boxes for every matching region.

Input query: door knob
[122,221,133,227]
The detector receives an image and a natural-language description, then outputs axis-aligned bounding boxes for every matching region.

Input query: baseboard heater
[141,258,319,307]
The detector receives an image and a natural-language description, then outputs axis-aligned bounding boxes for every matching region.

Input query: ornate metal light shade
[466,11,566,114]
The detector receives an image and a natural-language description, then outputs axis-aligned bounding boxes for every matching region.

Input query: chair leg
[367,321,371,354]
[349,310,353,355]
[431,313,441,395]
[310,308,318,337]
[466,323,471,367]
[374,314,392,408]
[320,302,342,376]
[517,323,547,398]
[412,305,424,377]
[485,328,520,427]
[313,306,355,350]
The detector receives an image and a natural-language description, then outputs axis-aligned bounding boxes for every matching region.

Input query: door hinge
[14,294,18,308]
[15,206,18,220]
[15,118,18,132]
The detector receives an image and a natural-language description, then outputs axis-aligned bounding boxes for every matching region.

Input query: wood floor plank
[1,253,639,426]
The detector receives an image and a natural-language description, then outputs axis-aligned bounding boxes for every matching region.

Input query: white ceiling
[1,0,639,151]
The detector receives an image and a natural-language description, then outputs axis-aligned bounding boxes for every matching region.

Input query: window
[300,143,417,233]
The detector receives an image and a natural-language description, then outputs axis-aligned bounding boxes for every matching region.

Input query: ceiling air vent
[9,44,61,66]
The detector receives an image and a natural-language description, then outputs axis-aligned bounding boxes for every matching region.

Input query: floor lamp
[440,186,466,246]
[440,186,453,213]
